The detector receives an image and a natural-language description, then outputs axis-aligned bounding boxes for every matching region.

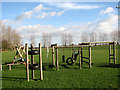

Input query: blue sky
[2,2,118,45]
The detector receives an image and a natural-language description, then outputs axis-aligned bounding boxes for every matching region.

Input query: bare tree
[12,30,21,46]
[0,21,21,50]
[48,34,52,47]
[81,32,88,42]
[29,34,36,46]
[61,33,68,46]
[103,33,109,42]
[42,33,47,47]
[89,32,97,42]
[98,32,109,45]
[98,32,103,42]
[110,31,118,42]
[68,33,73,45]
[42,33,52,47]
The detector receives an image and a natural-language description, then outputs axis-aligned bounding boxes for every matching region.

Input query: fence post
[25,43,29,81]
[0,65,2,71]
[52,46,55,66]
[39,43,43,80]
[56,44,59,70]
[89,46,91,68]
[31,44,34,80]
[79,48,82,69]
[81,47,83,63]
[113,42,116,64]
[109,44,111,64]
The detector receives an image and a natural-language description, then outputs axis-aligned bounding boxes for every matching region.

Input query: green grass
[1,45,120,88]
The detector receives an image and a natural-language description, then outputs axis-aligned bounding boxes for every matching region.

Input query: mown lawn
[1,45,120,88]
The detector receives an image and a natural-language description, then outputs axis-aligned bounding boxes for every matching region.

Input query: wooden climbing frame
[109,42,116,64]
[52,41,116,70]
[13,46,26,63]
[83,41,116,64]
[25,43,43,82]
[52,45,93,69]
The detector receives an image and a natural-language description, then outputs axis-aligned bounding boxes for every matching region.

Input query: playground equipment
[66,48,79,65]
[13,46,26,64]
[82,41,116,64]
[51,41,117,69]
[0,41,116,78]
[25,43,43,81]
[5,46,27,70]
[52,44,92,69]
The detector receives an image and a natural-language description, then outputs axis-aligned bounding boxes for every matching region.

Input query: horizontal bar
[110,58,115,59]
[7,62,26,65]
[55,45,93,48]
[110,54,114,56]
[82,41,116,44]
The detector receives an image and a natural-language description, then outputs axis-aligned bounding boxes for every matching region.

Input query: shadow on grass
[98,64,120,68]
[61,64,70,69]
[1,77,26,81]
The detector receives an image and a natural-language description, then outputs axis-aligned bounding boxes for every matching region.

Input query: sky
[1,2,118,45]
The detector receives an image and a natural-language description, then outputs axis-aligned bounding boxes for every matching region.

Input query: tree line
[0,21,21,50]
[0,21,119,50]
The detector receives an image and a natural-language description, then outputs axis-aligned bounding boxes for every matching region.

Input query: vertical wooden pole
[52,46,55,66]
[113,42,116,64]
[39,43,43,80]
[109,44,111,64]
[81,47,83,63]
[9,65,11,70]
[72,48,75,59]
[89,46,91,68]
[0,65,2,71]
[56,44,59,70]
[25,43,29,81]
[79,48,82,69]
[31,44,34,80]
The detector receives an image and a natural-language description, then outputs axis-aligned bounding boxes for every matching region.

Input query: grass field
[1,45,120,88]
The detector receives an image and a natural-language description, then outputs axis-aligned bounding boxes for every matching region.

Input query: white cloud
[15,4,66,20]
[12,4,117,44]
[37,10,66,18]
[96,13,117,33]
[33,4,47,13]
[2,19,22,27]
[57,10,66,16]
[16,10,33,20]
[49,2,101,10]
[15,3,101,20]
[99,7,115,15]
[16,13,117,42]
[15,11,117,41]
[16,24,65,39]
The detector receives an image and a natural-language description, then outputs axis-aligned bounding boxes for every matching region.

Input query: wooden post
[31,44,34,80]
[113,42,116,64]
[79,48,82,69]
[109,44,111,64]
[25,43,29,81]
[52,46,55,66]
[0,65,2,71]
[81,47,83,63]
[39,43,43,80]
[72,48,75,59]
[9,65,11,70]
[89,46,91,68]
[56,44,59,70]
